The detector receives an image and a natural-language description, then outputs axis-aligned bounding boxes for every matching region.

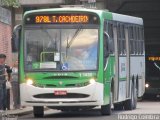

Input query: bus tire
[133,83,138,109]
[114,102,123,110]
[101,104,111,115]
[123,83,137,110]
[33,106,44,118]
[101,92,112,115]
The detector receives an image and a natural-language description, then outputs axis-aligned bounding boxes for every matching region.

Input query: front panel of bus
[19,10,105,107]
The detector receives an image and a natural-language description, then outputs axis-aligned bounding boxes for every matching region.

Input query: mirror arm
[13,24,22,31]
[104,31,111,40]
[104,31,111,54]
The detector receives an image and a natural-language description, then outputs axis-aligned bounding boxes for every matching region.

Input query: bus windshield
[24,26,98,71]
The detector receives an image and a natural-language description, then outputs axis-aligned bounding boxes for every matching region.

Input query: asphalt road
[19,100,160,120]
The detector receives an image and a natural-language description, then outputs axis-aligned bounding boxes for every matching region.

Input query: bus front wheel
[101,92,112,115]
[101,104,111,115]
[33,106,44,118]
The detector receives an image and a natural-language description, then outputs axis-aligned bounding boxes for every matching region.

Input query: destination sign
[148,56,160,61]
[25,13,99,24]
[35,15,89,24]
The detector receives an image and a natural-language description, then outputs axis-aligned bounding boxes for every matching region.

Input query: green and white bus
[13,8,145,117]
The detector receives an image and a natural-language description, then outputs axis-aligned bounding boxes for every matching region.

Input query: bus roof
[24,8,104,16]
[112,13,143,25]
[24,8,143,25]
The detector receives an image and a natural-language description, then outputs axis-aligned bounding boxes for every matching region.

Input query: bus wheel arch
[131,76,138,109]
[123,76,137,110]
[100,78,113,116]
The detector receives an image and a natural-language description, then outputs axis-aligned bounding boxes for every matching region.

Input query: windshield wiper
[66,36,69,58]
[65,25,83,58]
[67,27,82,49]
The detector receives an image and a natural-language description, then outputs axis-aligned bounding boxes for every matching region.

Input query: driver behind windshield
[63,42,97,70]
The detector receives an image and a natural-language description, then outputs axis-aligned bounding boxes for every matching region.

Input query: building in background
[14,0,65,25]
[0,6,12,65]
[80,0,106,9]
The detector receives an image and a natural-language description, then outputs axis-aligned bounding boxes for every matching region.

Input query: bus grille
[33,93,89,99]
[34,81,90,88]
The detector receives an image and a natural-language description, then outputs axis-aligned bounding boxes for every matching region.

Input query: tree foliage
[1,0,20,8]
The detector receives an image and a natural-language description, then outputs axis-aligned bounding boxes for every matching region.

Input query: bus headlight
[89,78,96,84]
[145,83,149,88]
[75,82,90,87]
[26,79,33,85]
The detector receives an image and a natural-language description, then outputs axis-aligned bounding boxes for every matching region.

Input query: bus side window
[117,24,121,55]
[140,27,144,54]
[138,26,142,55]
[133,26,137,54]
[134,26,138,54]
[103,21,114,66]
[135,26,143,55]
[121,24,126,55]
[129,26,134,54]
[104,32,109,58]
[103,21,108,63]
[107,22,114,53]
[136,26,141,55]
[122,25,126,55]
[117,23,125,55]
[137,26,140,54]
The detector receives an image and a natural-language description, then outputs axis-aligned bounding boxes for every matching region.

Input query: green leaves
[1,0,20,8]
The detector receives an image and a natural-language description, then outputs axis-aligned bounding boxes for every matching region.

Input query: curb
[6,107,33,116]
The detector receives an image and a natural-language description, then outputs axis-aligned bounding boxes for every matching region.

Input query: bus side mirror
[12,25,22,52]
[104,31,114,54]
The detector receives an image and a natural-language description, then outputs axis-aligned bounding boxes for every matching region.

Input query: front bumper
[20,82,104,107]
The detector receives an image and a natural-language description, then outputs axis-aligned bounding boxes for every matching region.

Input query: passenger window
[117,24,121,54]
[117,24,126,55]
[129,26,135,54]
[106,22,114,54]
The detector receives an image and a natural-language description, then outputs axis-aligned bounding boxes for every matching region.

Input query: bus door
[117,23,127,101]
[113,23,119,101]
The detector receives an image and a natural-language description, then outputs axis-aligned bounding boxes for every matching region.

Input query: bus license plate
[54,90,67,95]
